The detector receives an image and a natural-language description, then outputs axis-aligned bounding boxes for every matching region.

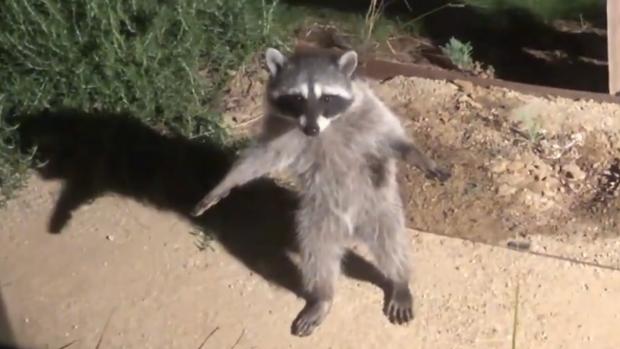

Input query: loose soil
[224,55,620,269]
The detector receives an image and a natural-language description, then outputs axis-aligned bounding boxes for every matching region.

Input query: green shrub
[0,0,279,204]
[0,102,34,206]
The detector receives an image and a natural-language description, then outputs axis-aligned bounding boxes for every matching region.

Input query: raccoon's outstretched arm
[389,138,451,182]
[191,134,299,216]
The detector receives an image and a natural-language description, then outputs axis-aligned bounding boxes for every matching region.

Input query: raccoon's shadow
[0,289,15,349]
[16,109,390,299]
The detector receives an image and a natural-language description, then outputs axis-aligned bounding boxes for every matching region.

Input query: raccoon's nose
[303,124,320,136]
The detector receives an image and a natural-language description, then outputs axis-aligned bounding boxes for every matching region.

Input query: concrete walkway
[1,177,619,349]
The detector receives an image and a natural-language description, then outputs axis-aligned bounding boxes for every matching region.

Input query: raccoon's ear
[265,48,286,77]
[338,50,358,77]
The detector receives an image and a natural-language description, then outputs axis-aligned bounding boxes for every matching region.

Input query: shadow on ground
[16,109,390,302]
[284,0,608,92]
[0,289,16,349]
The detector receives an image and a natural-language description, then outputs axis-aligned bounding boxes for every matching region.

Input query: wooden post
[608,0,620,95]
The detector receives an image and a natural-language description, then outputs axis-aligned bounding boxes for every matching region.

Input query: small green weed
[363,0,385,44]
[519,112,544,143]
[441,37,475,71]
[190,229,216,252]
[511,280,520,349]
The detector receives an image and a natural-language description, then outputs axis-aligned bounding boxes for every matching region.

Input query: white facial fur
[316,115,332,131]
[299,115,307,127]
[299,84,309,98]
[271,83,352,100]
[313,84,322,98]
[309,83,351,99]
[271,84,310,99]
[322,85,352,99]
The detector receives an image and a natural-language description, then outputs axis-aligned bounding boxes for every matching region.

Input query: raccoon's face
[264,48,358,137]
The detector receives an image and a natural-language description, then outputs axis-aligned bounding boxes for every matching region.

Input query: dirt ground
[225,60,620,269]
[3,63,620,348]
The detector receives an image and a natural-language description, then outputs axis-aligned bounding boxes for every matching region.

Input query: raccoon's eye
[294,95,304,102]
[320,95,331,103]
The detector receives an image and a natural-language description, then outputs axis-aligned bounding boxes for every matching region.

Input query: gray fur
[337,50,358,77]
[192,48,450,336]
[265,48,286,77]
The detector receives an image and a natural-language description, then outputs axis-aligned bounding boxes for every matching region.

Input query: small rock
[506,160,526,172]
[106,235,114,241]
[502,173,527,187]
[507,240,531,251]
[453,79,475,94]
[497,184,517,197]
[562,163,586,181]
[490,160,508,173]
[528,181,547,195]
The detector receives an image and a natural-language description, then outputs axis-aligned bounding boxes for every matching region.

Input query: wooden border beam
[295,41,620,105]
[608,0,620,95]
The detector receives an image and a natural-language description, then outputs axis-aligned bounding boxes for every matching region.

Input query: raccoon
[192,47,451,336]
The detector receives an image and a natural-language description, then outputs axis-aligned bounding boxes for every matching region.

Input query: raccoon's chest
[290,135,373,190]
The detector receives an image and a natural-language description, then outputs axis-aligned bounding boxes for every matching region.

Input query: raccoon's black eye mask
[272,93,352,119]
[319,94,353,117]
[272,94,306,117]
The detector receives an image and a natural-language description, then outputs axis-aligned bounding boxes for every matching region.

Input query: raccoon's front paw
[427,166,451,182]
[190,191,228,217]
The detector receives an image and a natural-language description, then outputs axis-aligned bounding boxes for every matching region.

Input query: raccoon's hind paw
[291,300,331,337]
[426,166,451,182]
[384,285,414,325]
